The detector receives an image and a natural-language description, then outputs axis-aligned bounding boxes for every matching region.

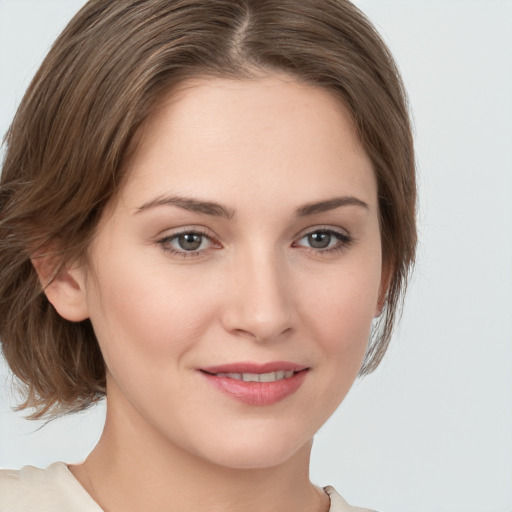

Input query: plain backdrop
[1,1,511,511]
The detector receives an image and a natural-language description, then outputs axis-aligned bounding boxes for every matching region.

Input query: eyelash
[157,227,353,258]
[157,227,217,258]
[293,227,353,255]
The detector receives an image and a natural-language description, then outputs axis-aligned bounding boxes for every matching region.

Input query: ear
[375,261,393,318]
[31,255,90,322]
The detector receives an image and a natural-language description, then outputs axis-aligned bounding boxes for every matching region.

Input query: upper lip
[200,361,309,374]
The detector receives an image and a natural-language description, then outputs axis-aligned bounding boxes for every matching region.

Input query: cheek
[85,258,218,374]
[301,252,382,377]
[307,263,381,340]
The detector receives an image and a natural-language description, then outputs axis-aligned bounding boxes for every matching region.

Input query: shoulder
[325,486,378,512]
[0,463,102,512]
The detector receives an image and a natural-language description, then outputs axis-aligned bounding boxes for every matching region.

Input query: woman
[0,1,416,511]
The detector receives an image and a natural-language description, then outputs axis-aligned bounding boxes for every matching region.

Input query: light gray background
[1,1,511,511]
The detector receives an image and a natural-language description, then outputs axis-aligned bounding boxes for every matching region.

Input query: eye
[157,229,218,257]
[293,228,352,253]
[175,233,207,251]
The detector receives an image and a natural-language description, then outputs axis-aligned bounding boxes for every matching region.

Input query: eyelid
[156,225,221,257]
[293,225,351,242]
[292,225,353,252]
[154,224,353,258]
[155,225,212,239]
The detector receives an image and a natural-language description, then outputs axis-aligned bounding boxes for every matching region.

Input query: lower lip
[201,370,308,406]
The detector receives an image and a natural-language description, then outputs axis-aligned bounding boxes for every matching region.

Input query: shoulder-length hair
[0,0,416,418]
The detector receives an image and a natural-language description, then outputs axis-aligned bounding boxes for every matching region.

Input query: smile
[213,371,295,382]
[200,363,309,406]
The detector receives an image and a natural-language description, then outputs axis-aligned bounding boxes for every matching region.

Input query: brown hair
[0,0,416,418]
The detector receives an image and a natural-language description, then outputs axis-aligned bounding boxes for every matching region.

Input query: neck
[71,397,328,512]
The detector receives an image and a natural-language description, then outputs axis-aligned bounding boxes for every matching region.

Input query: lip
[200,361,309,406]
[201,361,308,374]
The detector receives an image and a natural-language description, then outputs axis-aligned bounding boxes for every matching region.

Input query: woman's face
[79,73,384,469]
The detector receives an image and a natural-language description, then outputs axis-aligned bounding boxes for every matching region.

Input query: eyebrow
[295,196,369,216]
[136,195,235,218]
[136,195,368,219]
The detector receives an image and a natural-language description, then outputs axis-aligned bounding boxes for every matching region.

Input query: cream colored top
[0,463,375,512]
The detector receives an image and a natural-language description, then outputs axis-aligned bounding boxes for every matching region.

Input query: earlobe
[31,256,90,322]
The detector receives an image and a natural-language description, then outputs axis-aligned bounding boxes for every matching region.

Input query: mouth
[199,362,309,406]
[208,370,296,382]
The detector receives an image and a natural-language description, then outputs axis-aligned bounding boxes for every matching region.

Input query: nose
[220,247,296,343]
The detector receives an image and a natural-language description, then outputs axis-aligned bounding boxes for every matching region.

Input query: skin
[43,73,385,512]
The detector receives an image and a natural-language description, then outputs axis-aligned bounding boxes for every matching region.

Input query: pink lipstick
[200,362,308,406]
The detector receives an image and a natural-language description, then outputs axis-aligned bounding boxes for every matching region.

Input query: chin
[194,429,313,470]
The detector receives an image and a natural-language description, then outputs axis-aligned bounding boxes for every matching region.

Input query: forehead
[120,73,376,211]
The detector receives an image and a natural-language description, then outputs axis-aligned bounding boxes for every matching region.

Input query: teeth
[225,373,242,380]
[260,372,278,382]
[242,373,260,382]
[215,371,295,382]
